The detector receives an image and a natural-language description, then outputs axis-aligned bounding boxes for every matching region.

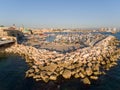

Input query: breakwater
[0,34,120,84]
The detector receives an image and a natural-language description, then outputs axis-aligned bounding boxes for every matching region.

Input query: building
[3,26,24,40]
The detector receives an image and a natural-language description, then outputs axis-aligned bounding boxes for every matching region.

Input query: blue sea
[0,32,120,90]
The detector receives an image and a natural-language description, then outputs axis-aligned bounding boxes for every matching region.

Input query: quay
[0,40,15,46]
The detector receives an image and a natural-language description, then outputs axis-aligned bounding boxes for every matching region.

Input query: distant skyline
[0,0,120,28]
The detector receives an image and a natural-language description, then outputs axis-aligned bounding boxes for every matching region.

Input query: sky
[0,0,120,28]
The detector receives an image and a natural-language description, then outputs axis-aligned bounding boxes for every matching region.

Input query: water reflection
[0,55,34,90]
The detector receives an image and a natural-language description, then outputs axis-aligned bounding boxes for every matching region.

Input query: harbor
[0,32,120,90]
[0,31,120,85]
[1,0,120,89]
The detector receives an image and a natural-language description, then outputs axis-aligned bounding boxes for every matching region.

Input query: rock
[87,62,92,67]
[74,73,80,78]
[62,69,71,79]
[101,61,106,65]
[40,71,47,80]
[86,68,93,76]
[44,63,58,72]
[106,60,110,64]
[93,64,100,71]
[79,72,85,78]
[60,70,64,75]
[94,71,100,75]
[82,77,91,84]
[27,73,34,77]
[74,63,82,68]
[83,54,90,58]
[35,68,39,73]
[38,64,44,70]
[47,71,53,76]
[33,75,41,79]
[64,62,72,69]
[50,75,57,80]
[36,79,41,81]
[55,67,60,72]
[90,76,98,80]
[42,75,49,83]
[112,62,117,65]
[71,71,76,75]
[28,69,34,73]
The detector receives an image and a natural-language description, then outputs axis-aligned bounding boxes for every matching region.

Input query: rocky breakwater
[54,33,107,46]
[1,35,120,85]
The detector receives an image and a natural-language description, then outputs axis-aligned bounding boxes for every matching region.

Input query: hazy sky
[0,0,120,28]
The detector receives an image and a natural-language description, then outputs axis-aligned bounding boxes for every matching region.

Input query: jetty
[0,34,120,84]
